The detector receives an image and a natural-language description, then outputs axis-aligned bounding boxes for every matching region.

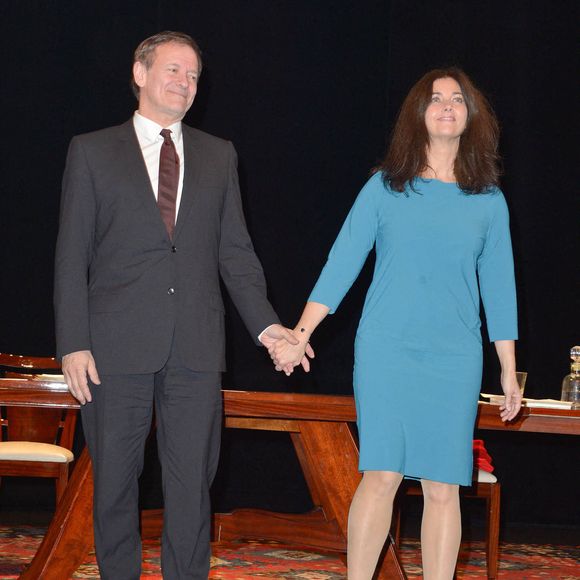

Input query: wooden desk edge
[1,381,578,434]
[476,401,580,435]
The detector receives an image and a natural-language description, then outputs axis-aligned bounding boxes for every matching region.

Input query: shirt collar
[133,111,182,143]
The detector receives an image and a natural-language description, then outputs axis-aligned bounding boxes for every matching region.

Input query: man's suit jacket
[54,119,278,375]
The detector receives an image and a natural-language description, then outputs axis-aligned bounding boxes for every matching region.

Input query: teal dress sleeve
[308,174,382,313]
[477,190,518,341]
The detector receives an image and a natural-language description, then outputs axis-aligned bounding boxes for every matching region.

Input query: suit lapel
[118,119,170,240]
[174,125,201,240]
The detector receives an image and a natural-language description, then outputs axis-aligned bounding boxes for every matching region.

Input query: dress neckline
[418,177,458,185]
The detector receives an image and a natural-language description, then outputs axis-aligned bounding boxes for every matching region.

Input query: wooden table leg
[212,419,352,551]
[375,542,407,579]
[20,448,94,579]
[292,421,361,533]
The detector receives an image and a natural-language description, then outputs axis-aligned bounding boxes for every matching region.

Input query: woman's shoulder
[463,184,506,205]
[362,170,385,188]
[471,186,511,224]
[479,185,507,207]
[359,170,398,198]
[483,184,504,197]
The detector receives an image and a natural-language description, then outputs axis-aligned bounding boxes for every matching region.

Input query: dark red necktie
[158,128,179,239]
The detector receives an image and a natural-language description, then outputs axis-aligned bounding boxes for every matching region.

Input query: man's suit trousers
[81,351,222,580]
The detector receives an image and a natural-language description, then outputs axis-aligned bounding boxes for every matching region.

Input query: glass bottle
[561,345,580,408]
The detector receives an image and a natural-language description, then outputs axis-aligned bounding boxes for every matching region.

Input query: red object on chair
[473,439,494,473]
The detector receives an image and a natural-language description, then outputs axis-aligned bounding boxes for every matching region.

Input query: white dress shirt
[133,111,185,221]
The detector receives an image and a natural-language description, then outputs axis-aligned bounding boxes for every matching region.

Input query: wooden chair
[393,468,501,579]
[0,353,77,504]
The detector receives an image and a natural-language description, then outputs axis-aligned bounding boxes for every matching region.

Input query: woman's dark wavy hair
[377,68,500,194]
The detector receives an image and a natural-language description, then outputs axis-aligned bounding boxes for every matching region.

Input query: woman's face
[424,77,468,142]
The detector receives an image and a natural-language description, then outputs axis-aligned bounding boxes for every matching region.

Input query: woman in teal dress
[270,68,522,579]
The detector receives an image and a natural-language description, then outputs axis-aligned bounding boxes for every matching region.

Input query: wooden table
[476,401,579,435]
[0,378,578,579]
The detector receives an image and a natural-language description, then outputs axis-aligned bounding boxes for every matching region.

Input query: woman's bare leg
[420,479,461,580]
[347,470,404,580]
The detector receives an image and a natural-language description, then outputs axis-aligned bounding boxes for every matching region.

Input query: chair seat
[476,468,497,483]
[0,441,74,463]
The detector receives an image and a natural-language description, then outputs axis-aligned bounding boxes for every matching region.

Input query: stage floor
[0,516,577,579]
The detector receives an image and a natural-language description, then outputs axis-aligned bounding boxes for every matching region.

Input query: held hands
[499,371,523,422]
[259,324,314,376]
[62,350,101,405]
[269,336,313,376]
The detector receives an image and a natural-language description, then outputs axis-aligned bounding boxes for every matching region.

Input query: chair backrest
[0,353,76,451]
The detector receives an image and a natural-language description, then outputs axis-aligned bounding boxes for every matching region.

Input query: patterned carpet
[0,525,578,579]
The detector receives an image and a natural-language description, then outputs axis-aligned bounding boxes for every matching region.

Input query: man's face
[133,42,199,126]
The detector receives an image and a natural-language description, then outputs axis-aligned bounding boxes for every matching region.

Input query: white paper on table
[480,393,574,409]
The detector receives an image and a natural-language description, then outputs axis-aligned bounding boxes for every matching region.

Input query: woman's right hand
[269,337,313,376]
[269,301,328,375]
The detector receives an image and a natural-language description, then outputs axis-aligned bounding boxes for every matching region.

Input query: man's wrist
[257,324,276,343]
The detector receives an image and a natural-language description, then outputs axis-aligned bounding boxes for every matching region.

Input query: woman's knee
[361,470,403,498]
[421,480,459,505]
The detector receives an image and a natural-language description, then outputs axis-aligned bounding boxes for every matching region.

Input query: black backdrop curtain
[0,0,577,526]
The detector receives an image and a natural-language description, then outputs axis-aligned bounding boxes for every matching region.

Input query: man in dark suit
[54,31,311,579]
